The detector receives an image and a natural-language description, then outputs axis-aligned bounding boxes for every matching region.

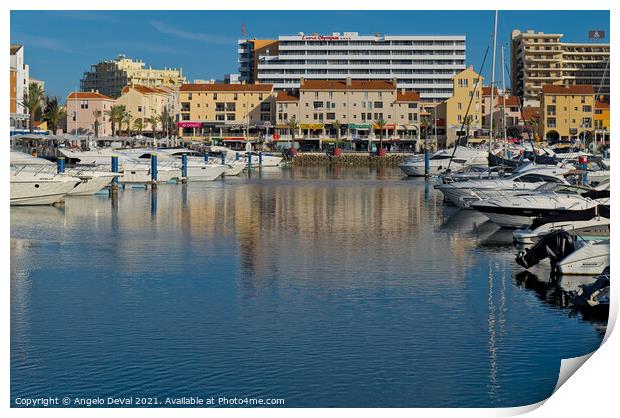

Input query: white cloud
[150,21,235,45]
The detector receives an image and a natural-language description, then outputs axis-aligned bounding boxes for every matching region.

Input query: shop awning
[300,123,324,130]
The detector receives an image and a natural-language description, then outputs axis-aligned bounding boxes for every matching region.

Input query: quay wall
[290,153,409,167]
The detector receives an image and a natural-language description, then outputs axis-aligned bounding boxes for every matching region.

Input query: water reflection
[10,167,606,407]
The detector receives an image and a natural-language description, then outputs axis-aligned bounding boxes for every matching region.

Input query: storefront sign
[300,123,324,130]
[177,122,202,128]
[348,124,371,129]
[373,124,396,130]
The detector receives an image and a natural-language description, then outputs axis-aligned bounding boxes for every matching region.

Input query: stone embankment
[289,152,410,167]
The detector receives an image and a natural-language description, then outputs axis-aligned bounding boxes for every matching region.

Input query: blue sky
[11,10,610,99]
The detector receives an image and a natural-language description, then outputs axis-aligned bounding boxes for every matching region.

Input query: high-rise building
[80,54,186,99]
[239,32,466,103]
[238,39,279,83]
[510,30,610,106]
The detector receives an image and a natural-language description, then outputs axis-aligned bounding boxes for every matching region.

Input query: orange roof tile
[395,91,420,102]
[67,91,114,100]
[300,79,396,91]
[482,86,499,96]
[595,100,609,109]
[541,85,594,95]
[276,91,299,102]
[495,96,521,107]
[521,107,540,121]
[180,83,273,92]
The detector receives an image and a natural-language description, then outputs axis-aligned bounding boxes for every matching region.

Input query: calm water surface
[10,166,606,407]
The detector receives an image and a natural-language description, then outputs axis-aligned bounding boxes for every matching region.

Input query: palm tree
[122,110,133,136]
[158,107,171,138]
[287,116,299,151]
[92,110,102,138]
[133,118,144,136]
[21,82,45,133]
[105,104,126,137]
[333,120,342,150]
[147,115,159,139]
[42,96,66,135]
[374,118,387,154]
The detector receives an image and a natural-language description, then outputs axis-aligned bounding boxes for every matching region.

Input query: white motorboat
[513,216,610,244]
[471,184,609,229]
[435,167,571,209]
[556,240,610,276]
[10,168,82,206]
[11,151,115,195]
[399,147,489,177]
[516,230,610,276]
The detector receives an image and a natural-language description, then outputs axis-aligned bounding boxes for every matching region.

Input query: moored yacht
[471,183,609,229]
[399,147,488,177]
[10,168,82,206]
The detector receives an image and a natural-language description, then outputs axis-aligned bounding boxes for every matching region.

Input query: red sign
[301,35,351,41]
[177,122,202,128]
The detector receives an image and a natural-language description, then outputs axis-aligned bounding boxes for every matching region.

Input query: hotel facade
[177,83,275,140]
[275,78,420,150]
[510,30,610,106]
[240,32,466,103]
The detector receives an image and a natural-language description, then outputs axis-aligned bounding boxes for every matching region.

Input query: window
[226,102,236,111]
[408,103,417,108]
[313,101,324,109]
[80,100,88,109]
[374,101,383,109]
[215,114,225,121]
[181,113,190,121]
[213,93,217,100]
[582,105,592,113]
[457,103,462,110]
[138,106,143,112]
[547,105,556,115]
[226,113,235,121]
[326,112,335,120]
[547,117,556,128]
[582,117,592,128]
[215,102,225,112]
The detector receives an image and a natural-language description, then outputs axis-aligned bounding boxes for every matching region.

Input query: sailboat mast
[489,10,498,149]
[501,45,507,144]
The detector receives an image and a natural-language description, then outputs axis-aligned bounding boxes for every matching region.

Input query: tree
[123,110,132,136]
[21,82,45,133]
[105,104,126,137]
[333,120,342,150]
[92,110,102,138]
[287,116,299,150]
[42,96,66,135]
[147,115,159,138]
[374,118,387,153]
[133,118,144,135]
[158,107,171,138]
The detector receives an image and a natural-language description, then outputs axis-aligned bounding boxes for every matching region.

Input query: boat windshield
[533,183,582,194]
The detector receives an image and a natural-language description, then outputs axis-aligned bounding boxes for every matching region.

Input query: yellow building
[539,85,595,142]
[115,85,175,134]
[80,54,186,98]
[177,83,274,140]
[594,100,610,144]
[435,67,483,147]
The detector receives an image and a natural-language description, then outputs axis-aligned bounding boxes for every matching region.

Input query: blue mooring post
[424,147,430,177]
[111,155,119,190]
[220,153,226,165]
[259,151,263,167]
[235,152,240,161]
[151,153,158,184]
[181,154,188,181]
[204,152,209,162]
[57,157,65,174]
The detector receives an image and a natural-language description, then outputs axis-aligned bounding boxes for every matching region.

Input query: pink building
[66,91,114,136]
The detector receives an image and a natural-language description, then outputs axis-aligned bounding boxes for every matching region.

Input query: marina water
[11,166,606,407]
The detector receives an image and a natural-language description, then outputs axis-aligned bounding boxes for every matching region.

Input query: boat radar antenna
[446,45,490,171]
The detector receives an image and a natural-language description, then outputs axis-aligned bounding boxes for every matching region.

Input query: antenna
[241,23,247,38]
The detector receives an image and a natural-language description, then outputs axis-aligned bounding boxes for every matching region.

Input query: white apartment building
[244,32,466,103]
[10,44,30,115]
